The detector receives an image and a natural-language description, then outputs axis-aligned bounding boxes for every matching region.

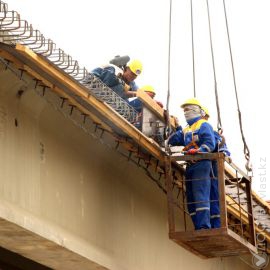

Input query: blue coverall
[210,131,231,228]
[168,117,216,230]
[128,98,143,113]
[127,98,143,129]
[91,65,138,100]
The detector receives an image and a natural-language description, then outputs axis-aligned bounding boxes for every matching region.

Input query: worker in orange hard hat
[87,58,143,101]
[168,98,216,230]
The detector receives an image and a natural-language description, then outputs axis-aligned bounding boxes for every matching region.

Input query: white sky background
[4,0,269,200]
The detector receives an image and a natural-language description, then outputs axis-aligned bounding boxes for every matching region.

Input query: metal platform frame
[165,152,258,258]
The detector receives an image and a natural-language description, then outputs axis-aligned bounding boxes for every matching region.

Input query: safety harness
[182,119,207,151]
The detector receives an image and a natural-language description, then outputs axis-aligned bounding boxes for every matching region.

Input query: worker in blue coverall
[128,85,163,129]
[128,85,163,113]
[90,59,143,100]
[168,98,216,230]
[201,107,231,228]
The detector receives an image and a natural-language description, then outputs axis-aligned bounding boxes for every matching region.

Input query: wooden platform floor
[170,228,257,258]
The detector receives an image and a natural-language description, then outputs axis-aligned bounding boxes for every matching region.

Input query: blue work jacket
[91,65,138,100]
[168,117,216,153]
[128,98,142,113]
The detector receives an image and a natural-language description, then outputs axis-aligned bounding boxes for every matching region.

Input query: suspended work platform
[165,153,258,258]
[170,228,257,258]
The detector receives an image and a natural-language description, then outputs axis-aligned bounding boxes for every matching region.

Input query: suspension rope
[190,0,196,97]
[164,0,173,151]
[222,0,252,171]
[166,0,172,118]
[205,0,222,130]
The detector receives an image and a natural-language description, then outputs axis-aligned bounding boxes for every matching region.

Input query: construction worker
[129,85,163,130]
[128,85,163,113]
[201,106,231,228]
[168,98,216,230]
[89,59,143,100]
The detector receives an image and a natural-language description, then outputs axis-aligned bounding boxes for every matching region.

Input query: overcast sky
[4,0,269,199]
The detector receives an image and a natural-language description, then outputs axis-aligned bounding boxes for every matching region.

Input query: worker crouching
[168,98,216,230]
[89,59,143,100]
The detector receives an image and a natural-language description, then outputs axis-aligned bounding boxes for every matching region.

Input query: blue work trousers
[185,160,212,230]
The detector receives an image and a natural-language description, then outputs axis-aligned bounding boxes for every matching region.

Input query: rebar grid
[0,0,138,123]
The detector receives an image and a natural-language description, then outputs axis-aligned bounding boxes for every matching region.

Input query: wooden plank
[136,89,176,128]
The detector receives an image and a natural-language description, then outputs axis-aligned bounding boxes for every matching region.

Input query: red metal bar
[217,153,228,228]
[164,156,175,233]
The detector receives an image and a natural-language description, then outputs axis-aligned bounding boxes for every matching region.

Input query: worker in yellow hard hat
[89,58,143,101]
[128,85,163,113]
[180,97,202,108]
[128,85,163,130]
[126,59,143,76]
[168,98,216,230]
[201,106,210,120]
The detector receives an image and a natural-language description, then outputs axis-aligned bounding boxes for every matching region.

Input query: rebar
[0,0,138,124]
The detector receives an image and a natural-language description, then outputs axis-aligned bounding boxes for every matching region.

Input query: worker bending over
[168,98,216,230]
[89,59,143,100]
[128,85,163,112]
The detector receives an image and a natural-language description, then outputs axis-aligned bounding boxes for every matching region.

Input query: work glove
[187,148,199,155]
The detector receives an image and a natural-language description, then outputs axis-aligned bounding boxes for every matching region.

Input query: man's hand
[187,148,199,155]
[172,116,180,127]
[123,82,131,92]
[118,77,131,92]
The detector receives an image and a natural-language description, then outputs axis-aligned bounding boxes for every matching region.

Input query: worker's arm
[197,122,216,153]
[168,126,184,146]
[91,66,120,87]
[128,98,142,112]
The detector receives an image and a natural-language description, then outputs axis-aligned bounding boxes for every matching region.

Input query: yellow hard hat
[127,59,143,75]
[201,106,210,117]
[142,85,155,94]
[181,98,202,108]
